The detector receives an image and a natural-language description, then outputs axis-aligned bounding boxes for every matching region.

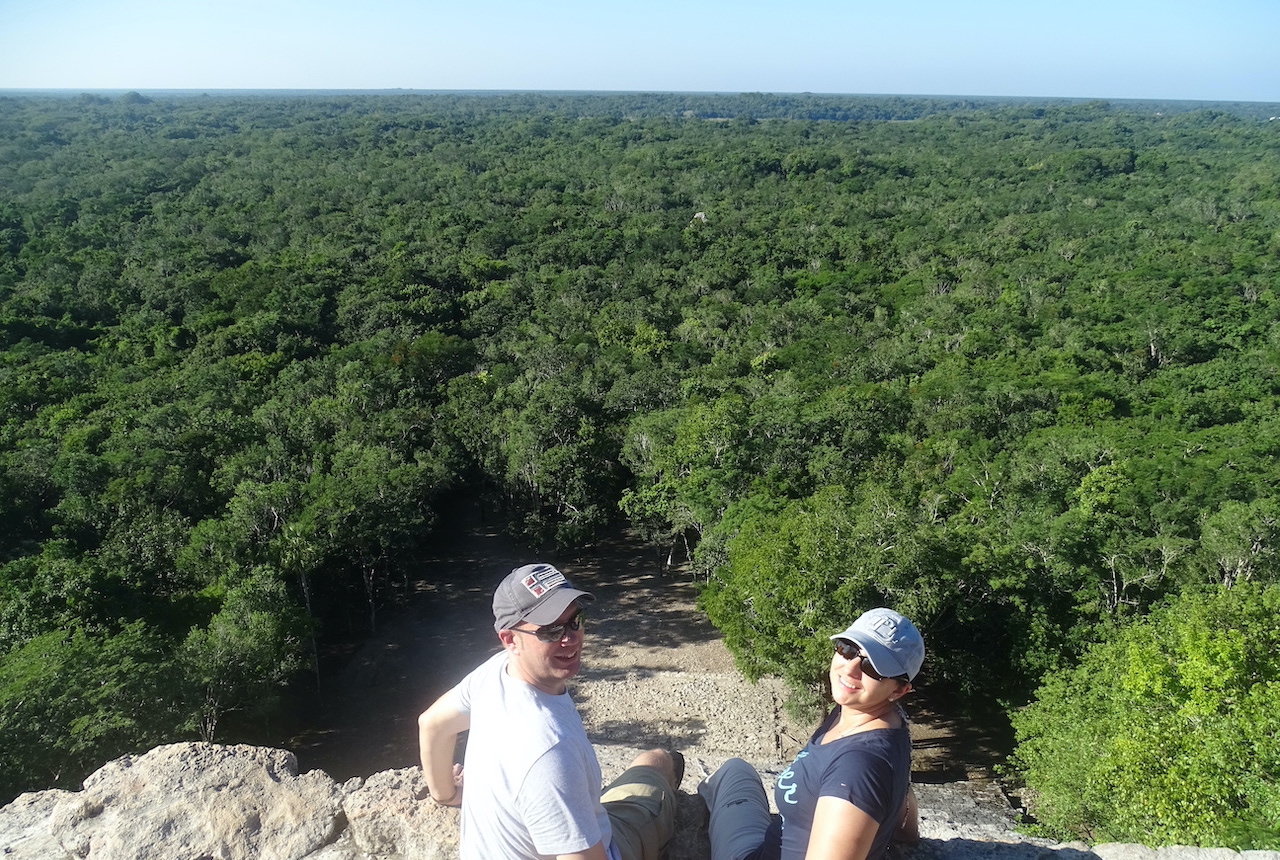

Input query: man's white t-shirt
[447,651,613,859]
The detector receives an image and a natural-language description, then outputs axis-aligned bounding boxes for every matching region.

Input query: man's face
[500,601,586,695]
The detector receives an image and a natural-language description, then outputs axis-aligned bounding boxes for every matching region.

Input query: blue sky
[1,0,1277,102]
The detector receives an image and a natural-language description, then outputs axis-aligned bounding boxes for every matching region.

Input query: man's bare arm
[418,695,470,806]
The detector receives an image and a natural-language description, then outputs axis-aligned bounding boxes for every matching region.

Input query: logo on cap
[868,614,900,641]
[522,568,566,597]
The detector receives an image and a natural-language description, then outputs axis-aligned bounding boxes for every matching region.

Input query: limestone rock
[0,743,1263,860]
[1158,850,1247,860]
[1094,845,1159,860]
[7,743,345,860]
[342,766,458,859]
[0,788,76,859]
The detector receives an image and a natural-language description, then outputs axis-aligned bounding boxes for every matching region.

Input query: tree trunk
[298,569,323,697]
[364,565,377,634]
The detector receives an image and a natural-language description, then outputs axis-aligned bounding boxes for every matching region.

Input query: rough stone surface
[7,743,346,860]
[341,766,458,859]
[0,789,72,859]
[1157,851,1249,860]
[0,742,1264,860]
[1092,845,1160,860]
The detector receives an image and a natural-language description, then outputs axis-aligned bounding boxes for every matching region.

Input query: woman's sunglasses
[834,638,908,683]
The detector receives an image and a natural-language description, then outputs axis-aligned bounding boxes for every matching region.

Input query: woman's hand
[893,785,920,844]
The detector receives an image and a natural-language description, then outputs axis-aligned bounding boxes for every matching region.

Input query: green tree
[179,570,309,742]
[700,484,953,711]
[1008,583,1280,848]
[0,622,185,801]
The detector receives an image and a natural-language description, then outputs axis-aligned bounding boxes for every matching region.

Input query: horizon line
[2,88,1277,106]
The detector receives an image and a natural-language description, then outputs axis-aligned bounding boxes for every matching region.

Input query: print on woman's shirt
[776,750,808,807]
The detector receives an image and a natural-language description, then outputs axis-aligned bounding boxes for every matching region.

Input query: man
[419,562,683,860]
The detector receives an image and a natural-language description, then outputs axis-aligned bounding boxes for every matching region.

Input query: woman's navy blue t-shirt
[755,708,911,860]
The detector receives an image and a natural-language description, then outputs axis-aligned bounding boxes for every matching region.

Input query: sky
[1,0,1277,103]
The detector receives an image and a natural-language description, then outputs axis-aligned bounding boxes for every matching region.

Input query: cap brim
[523,588,595,626]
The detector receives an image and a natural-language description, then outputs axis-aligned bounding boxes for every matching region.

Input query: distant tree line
[1,92,1277,844]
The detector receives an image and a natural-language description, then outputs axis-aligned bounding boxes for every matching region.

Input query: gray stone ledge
[0,744,1270,860]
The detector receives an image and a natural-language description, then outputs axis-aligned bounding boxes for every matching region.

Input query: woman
[699,608,923,860]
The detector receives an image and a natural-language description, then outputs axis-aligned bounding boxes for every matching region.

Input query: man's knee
[627,748,680,791]
[603,761,678,860]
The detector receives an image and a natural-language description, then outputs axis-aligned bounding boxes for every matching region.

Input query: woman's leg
[697,758,772,860]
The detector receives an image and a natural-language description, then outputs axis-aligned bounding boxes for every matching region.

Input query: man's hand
[431,763,464,807]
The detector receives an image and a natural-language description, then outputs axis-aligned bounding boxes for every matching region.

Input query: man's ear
[891,682,913,702]
[498,629,518,651]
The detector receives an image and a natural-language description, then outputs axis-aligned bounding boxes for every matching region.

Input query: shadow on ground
[282,504,1012,788]
[284,506,706,781]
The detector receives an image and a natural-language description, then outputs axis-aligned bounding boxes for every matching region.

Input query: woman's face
[829,640,910,710]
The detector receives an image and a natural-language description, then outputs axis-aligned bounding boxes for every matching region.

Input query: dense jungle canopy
[1,91,1278,843]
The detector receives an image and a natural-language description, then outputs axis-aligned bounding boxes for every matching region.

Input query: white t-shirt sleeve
[516,741,604,856]
[449,683,469,715]
[446,659,481,716]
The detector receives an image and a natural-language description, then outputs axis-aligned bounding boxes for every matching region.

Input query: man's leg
[697,758,771,860]
[601,749,680,860]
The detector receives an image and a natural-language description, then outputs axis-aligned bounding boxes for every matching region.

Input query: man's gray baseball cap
[492,563,595,633]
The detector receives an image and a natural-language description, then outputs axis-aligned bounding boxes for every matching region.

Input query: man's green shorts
[602,763,677,860]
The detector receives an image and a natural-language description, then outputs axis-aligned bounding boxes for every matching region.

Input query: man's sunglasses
[513,611,587,643]
[834,638,908,683]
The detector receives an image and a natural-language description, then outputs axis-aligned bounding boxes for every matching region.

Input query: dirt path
[286,511,1010,788]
